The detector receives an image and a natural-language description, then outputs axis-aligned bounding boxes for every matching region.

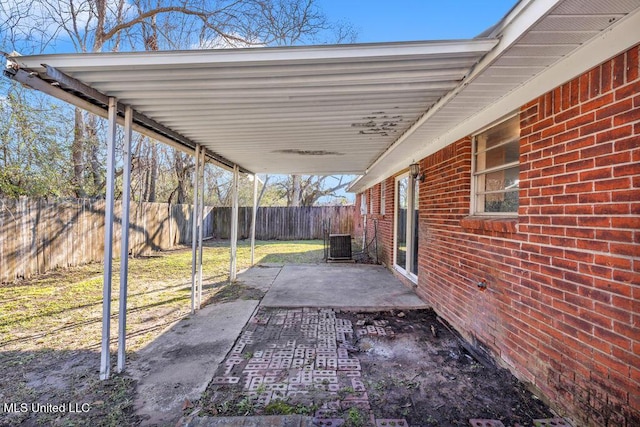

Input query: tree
[0,80,73,197]
[0,0,356,201]
[274,175,351,207]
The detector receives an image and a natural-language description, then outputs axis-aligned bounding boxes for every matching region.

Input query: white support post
[250,174,258,265]
[197,148,205,309]
[229,165,239,282]
[100,97,118,380]
[190,144,201,314]
[117,105,133,373]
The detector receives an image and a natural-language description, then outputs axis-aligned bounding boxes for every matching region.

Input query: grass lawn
[0,239,324,426]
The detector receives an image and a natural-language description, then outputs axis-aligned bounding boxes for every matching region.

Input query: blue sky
[2,1,517,53]
[320,0,517,42]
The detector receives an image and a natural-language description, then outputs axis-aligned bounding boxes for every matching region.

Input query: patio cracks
[198,307,406,425]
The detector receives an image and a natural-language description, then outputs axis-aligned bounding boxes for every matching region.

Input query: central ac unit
[328,234,352,260]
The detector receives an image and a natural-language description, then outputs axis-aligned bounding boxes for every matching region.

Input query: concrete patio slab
[235,264,284,293]
[129,299,259,426]
[260,264,427,310]
[133,263,425,426]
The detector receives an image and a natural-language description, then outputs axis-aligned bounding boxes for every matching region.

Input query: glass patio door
[394,173,419,281]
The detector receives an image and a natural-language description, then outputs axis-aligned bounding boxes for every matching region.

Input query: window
[360,193,367,215]
[473,115,520,215]
[380,182,386,215]
[369,188,374,214]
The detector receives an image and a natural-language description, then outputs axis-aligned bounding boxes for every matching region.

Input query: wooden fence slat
[210,206,355,241]
[0,198,355,282]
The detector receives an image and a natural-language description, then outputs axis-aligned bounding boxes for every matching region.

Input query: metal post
[190,144,201,314]
[100,97,118,380]
[197,148,205,309]
[250,174,258,265]
[117,105,133,373]
[229,165,239,282]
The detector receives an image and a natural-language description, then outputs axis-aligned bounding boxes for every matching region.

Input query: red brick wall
[354,179,396,268]
[355,44,640,426]
[512,45,640,426]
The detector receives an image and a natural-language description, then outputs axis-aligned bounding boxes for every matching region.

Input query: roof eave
[348,0,640,193]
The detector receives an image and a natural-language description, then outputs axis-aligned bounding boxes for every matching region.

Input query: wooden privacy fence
[0,198,205,282]
[211,206,355,240]
[0,198,354,282]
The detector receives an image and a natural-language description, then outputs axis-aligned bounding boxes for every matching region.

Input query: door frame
[393,172,418,283]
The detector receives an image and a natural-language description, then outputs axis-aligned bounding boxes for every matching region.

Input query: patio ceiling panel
[350,0,640,192]
[7,40,496,176]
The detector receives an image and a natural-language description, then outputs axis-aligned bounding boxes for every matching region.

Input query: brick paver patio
[205,307,406,425]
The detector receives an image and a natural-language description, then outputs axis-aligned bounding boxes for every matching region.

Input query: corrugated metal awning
[5,40,497,175]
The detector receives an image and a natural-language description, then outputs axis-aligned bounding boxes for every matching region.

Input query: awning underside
[7,40,497,175]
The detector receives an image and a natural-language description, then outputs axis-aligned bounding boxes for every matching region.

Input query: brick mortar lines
[424,226,637,266]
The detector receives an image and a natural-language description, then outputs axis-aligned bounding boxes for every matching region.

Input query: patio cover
[4,39,496,175]
[2,37,498,380]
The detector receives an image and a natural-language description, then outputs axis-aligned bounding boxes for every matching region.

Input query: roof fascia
[8,39,499,70]
[412,7,640,166]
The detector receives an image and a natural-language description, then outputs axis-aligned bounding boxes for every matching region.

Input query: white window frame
[471,113,520,217]
[393,172,418,283]
[369,188,374,214]
[360,192,367,215]
[380,182,386,215]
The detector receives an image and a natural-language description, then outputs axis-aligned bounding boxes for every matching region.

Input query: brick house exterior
[5,0,638,418]
[354,44,640,426]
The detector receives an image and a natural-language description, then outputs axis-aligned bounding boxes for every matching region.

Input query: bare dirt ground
[0,348,139,426]
[346,310,554,426]
[193,307,554,427]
